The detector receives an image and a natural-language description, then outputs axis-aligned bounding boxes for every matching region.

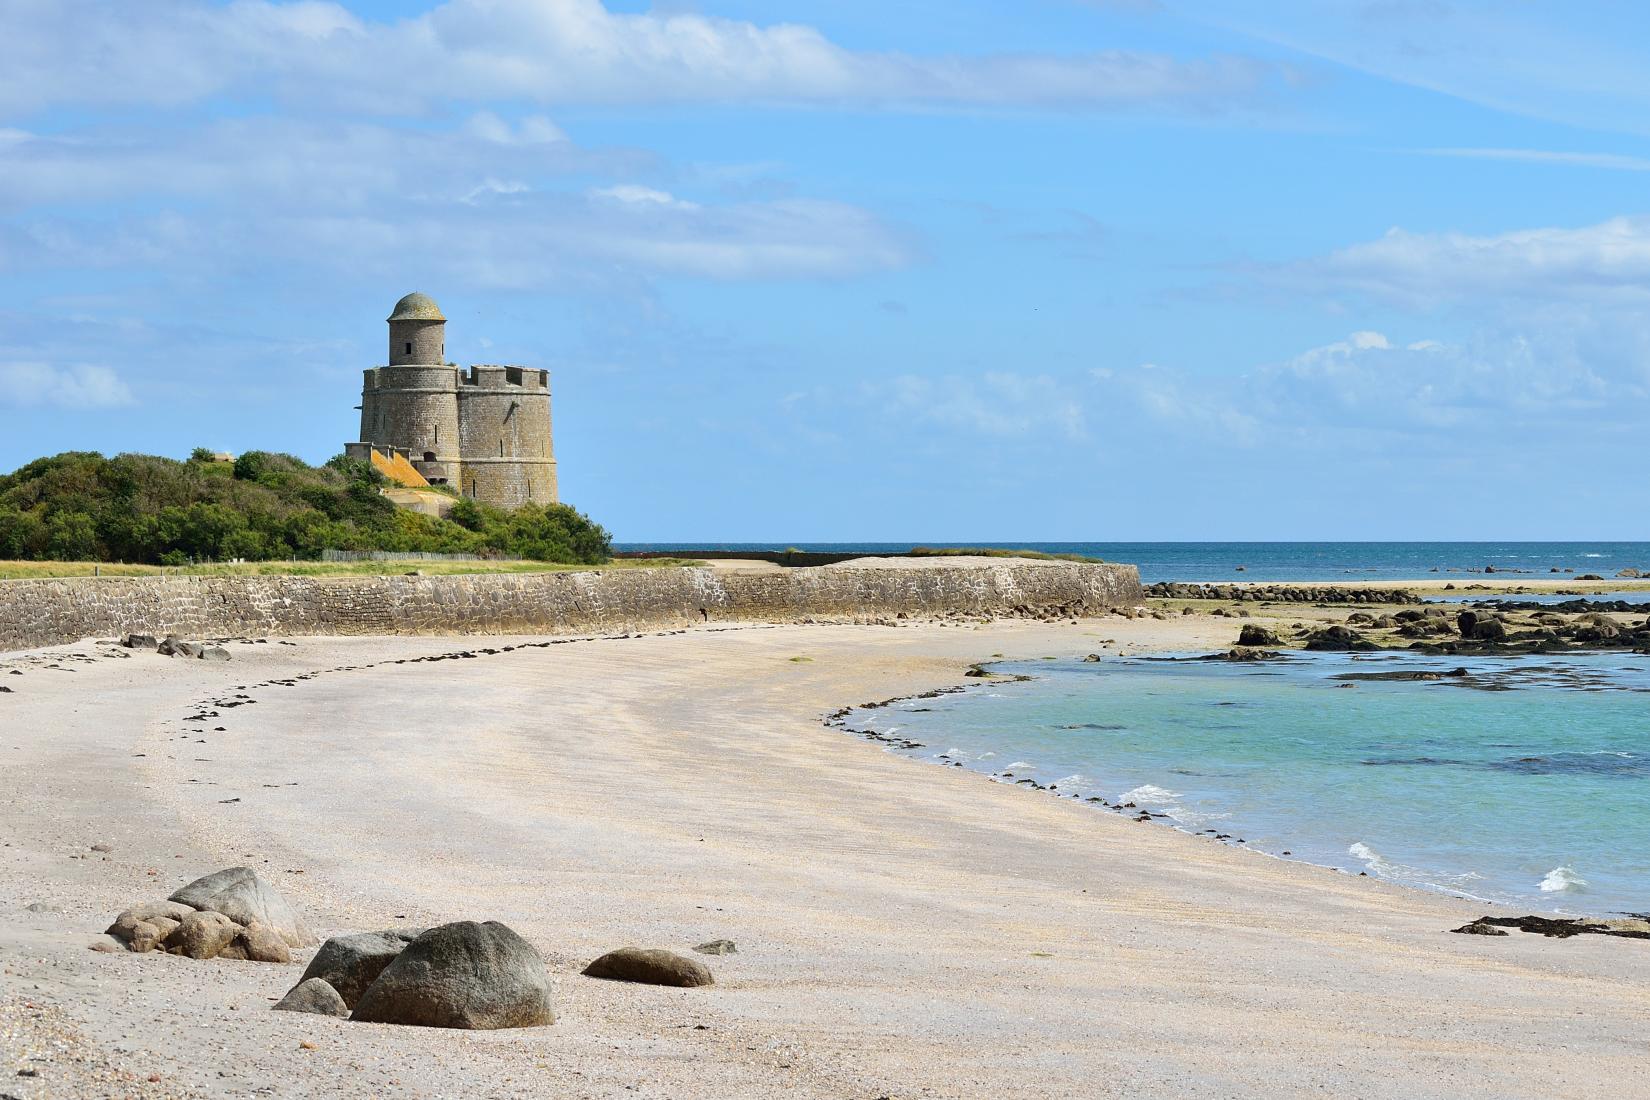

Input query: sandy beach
[3,613,1648,1098]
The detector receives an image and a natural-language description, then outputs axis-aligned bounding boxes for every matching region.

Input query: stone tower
[349,292,557,509]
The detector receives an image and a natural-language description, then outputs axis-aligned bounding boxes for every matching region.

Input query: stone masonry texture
[0,562,1143,653]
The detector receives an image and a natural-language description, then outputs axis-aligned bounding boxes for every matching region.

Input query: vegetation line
[0,450,612,566]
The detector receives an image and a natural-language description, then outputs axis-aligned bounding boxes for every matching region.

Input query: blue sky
[4,1,1650,540]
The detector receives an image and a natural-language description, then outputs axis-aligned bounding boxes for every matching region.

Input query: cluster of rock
[103,867,312,960]
[275,928,715,1030]
[120,633,230,661]
[1146,583,1418,605]
[100,867,722,1033]
[278,922,557,1029]
[1230,607,1650,656]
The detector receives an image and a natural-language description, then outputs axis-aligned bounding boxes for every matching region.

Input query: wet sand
[2,616,1647,1098]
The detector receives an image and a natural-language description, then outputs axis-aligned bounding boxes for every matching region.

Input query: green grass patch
[0,558,701,580]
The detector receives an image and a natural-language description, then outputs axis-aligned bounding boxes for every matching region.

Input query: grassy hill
[0,451,611,565]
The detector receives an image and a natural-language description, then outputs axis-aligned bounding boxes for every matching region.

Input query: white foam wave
[1539,865,1588,893]
[1006,761,1034,770]
[1120,784,1181,805]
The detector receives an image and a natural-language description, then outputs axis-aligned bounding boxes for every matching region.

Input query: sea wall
[0,560,1142,653]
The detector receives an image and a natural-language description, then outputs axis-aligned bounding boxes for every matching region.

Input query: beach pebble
[693,939,738,956]
[584,947,715,988]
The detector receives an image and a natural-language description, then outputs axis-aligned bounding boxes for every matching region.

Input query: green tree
[46,511,99,561]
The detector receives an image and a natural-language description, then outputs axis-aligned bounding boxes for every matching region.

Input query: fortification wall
[457,367,555,507]
[0,560,1142,653]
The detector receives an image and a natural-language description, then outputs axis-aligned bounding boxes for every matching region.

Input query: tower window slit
[405,342,412,355]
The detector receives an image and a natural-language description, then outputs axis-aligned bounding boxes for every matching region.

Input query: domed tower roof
[387,292,446,323]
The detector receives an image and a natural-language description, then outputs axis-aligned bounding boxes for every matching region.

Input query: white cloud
[589,185,698,210]
[0,119,911,284]
[1091,325,1633,449]
[0,0,1278,117]
[0,362,135,408]
[1416,148,1650,173]
[1290,216,1650,307]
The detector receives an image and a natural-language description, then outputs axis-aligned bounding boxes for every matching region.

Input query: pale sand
[2,617,1648,1098]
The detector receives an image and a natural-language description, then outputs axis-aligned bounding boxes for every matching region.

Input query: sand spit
[2,617,1648,1098]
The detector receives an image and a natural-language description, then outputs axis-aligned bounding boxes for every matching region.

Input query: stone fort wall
[0,561,1142,653]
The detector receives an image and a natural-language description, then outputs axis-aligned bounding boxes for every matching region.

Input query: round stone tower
[387,291,446,364]
[358,292,462,485]
[350,291,558,508]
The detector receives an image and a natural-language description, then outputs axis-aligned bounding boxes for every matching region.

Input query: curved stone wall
[457,366,556,507]
[0,560,1142,653]
[361,366,463,481]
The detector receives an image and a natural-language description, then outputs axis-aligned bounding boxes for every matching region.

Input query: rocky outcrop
[1302,625,1377,652]
[1456,611,1506,642]
[583,947,715,988]
[1146,583,1418,605]
[1236,624,1283,647]
[349,921,555,1030]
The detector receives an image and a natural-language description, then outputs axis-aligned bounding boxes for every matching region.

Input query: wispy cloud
[0,119,915,285]
[1414,148,1650,172]
[0,362,135,408]
[0,0,1282,117]
[1280,216,1650,307]
[1179,1,1650,135]
[867,373,1087,439]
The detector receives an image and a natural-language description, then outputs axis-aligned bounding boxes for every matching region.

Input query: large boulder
[165,910,239,960]
[350,921,555,1030]
[1302,625,1377,652]
[583,947,715,988]
[1457,611,1506,642]
[169,867,313,948]
[299,929,424,1009]
[274,978,350,1018]
[1236,624,1282,647]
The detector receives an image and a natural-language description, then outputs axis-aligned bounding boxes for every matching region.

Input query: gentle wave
[1539,866,1589,893]
[1120,783,1181,805]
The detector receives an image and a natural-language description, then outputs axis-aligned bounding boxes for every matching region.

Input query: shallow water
[1426,590,1650,606]
[620,541,1650,583]
[847,652,1650,916]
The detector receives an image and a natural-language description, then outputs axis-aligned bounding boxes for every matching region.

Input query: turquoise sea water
[846,652,1650,917]
[617,541,1650,584]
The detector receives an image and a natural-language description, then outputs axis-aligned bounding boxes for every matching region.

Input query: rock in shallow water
[350,921,555,1030]
[584,947,715,987]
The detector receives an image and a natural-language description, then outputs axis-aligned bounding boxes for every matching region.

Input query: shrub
[0,450,611,565]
